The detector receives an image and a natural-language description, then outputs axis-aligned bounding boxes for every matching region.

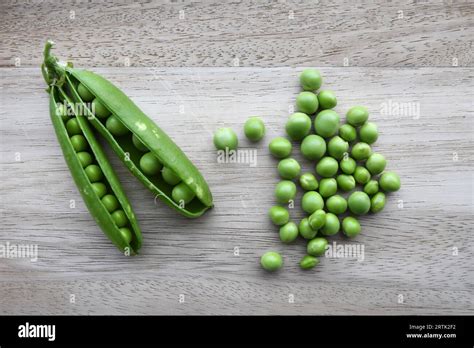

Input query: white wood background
[0,0,473,315]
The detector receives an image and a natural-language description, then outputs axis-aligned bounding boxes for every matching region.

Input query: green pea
[348,191,371,215]
[66,118,82,135]
[269,137,292,158]
[316,156,338,178]
[91,182,107,198]
[308,209,326,230]
[172,182,195,204]
[339,124,357,142]
[285,112,312,141]
[244,116,265,142]
[342,217,361,238]
[320,212,340,236]
[299,173,319,191]
[84,164,103,182]
[379,171,401,192]
[269,206,289,226]
[162,166,181,185]
[300,134,326,161]
[111,210,128,228]
[327,136,349,160]
[300,69,322,91]
[340,156,356,174]
[307,237,328,256]
[275,180,297,204]
[317,90,337,110]
[101,194,119,213]
[77,83,94,102]
[296,91,318,115]
[351,142,372,160]
[279,221,299,243]
[106,115,130,136]
[119,227,133,244]
[77,151,93,168]
[364,180,379,195]
[213,127,238,151]
[371,192,386,213]
[299,255,319,270]
[277,158,301,179]
[359,122,378,144]
[91,98,111,119]
[314,110,340,138]
[354,166,371,184]
[318,178,337,198]
[301,191,324,214]
[260,251,283,271]
[336,174,356,192]
[299,218,317,239]
[132,134,149,152]
[326,195,348,215]
[346,106,369,127]
[366,153,386,175]
[139,152,162,176]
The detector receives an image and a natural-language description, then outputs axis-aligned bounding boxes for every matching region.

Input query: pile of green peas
[261,69,401,272]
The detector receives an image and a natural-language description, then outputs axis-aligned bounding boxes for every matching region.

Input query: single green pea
[314,110,340,138]
[354,166,371,184]
[172,182,195,204]
[140,152,162,176]
[91,182,107,199]
[366,153,386,175]
[300,134,326,161]
[269,206,290,226]
[327,136,349,160]
[279,221,299,244]
[317,90,337,110]
[342,217,361,238]
[351,142,372,160]
[296,91,319,115]
[300,69,322,91]
[277,158,301,180]
[77,83,94,102]
[132,134,149,152]
[348,191,371,215]
[66,118,82,135]
[318,178,337,198]
[346,106,369,127]
[340,156,356,174]
[299,218,317,239]
[339,124,357,142]
[244,116,265,142]
[285,112,312,141]
[84,164,103,182]
[371,192,386,213]
[101,194,119,213]
[77,151,93,168]
[307,237,328,256]
[111,210,128,228]
[260,251,283,271]
[269,137,292,159]
[119,227,133,244]
[91,98,111,119]
[299,255,320,270]
[320,212,340,236]
[316,156,338,178]
[359,122,378,144]
[379,171,401,192]
[161,166,181,185]
[274,180,297,204]
[336,174,356,192]
[308,209,326,230]
[106,115,130,136]
[326,195,348,215]
[213,127,238,150]
[299,173,319,191]
[301,191,324,214]
[364,180,379,195]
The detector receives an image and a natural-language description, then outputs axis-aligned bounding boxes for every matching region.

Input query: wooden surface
[0,0,473,315]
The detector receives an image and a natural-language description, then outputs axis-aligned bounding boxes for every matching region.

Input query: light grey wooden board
[1,0,473,68]
[0,67,473,315]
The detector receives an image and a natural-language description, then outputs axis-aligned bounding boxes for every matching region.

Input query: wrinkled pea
[299,218,317,239]
[308,209,326,230]
[299,255,320,270]
[364,180,379,196]
[299,173,319,191]
[336,174,356,192]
